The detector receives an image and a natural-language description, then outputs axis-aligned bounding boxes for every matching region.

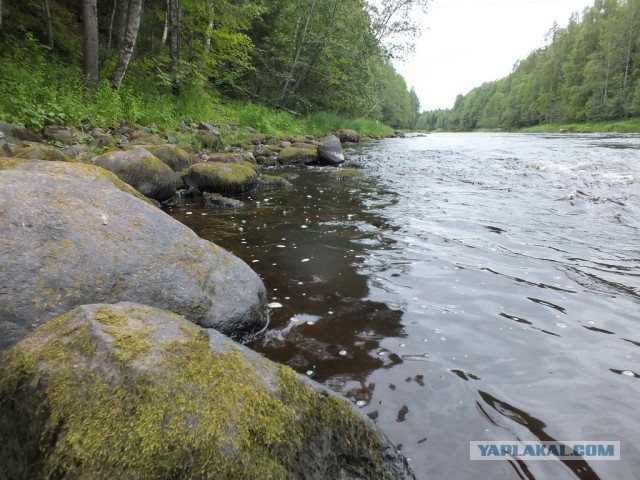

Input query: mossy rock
[207,152,256,165]
[0,170,268,351]
[337,129,361,143]
[278,147,319,166]
[0,158,155,205]
[129,131,168,145]
[183,162,258,194]
[204,192,245,209]
[196,132,224,151]
[142,144,199,173]
[330,168,365,180]
[42,126,87,145]
[291,142,318,150]
[94,147,180,201]
[0,303,415,480]
[0,121,42,143]
[12,145,73,163]
[258,175,293,189]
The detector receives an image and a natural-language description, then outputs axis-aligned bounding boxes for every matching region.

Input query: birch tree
[82,0,99,90]
[112,0,144,88]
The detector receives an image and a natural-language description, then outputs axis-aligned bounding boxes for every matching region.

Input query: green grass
[521,118,640,133]
[0,36,395,139]
[300,112,394,137]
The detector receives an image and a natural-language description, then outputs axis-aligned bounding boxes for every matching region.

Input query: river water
[166,133,640,480]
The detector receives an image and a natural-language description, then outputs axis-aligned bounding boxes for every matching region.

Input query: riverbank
[0,125,416,478]
[520,118,640,133]
[0,37,395,140]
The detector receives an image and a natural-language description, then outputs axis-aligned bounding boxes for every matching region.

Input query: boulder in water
[0,166,268,351]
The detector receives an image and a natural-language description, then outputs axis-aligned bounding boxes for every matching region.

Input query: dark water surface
[166,133,640,480]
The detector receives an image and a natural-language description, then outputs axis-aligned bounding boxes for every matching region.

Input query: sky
[393,0,597,111]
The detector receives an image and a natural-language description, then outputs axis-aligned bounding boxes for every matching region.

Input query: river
[166,132,640,480]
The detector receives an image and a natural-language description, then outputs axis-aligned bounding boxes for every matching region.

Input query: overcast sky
[393,0,596,111]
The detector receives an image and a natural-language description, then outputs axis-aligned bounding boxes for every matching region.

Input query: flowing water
[166,133,640,480]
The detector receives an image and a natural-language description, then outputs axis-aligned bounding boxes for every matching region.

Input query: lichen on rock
[0,303,415,480]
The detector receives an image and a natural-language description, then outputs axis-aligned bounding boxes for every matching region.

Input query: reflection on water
[166,133,640,480]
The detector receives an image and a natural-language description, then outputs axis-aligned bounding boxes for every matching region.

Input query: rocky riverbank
[0,120,416,479]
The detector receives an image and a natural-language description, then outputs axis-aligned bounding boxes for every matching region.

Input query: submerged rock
[183,161,258,194]
[0,168,268,351]
[0,302,415,480]
[316,135,345,166]
[204,192,245,209]
[257,174,294,189]
[94,147,180,201]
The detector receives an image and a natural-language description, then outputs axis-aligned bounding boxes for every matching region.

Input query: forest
[418,0,640,131]
[0,0,425,132]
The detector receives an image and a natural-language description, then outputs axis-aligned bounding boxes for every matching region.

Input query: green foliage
[301,112,394,137]
[237,103,300,135]
[419,0,640,132]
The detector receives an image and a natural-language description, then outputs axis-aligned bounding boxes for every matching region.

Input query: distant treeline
[418,0,640,131]
[0,0,427,129]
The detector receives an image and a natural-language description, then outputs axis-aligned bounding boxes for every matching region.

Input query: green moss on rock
[0,303,413,480]
[142,145,199,173]
[278,147,319,166]
[183,162,258,194]
[257,175,293,189]
[13,145,73,163]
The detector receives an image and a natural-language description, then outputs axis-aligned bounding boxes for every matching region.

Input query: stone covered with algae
[0,303,415,480]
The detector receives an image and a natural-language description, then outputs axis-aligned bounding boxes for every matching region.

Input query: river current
[167,133,640,480]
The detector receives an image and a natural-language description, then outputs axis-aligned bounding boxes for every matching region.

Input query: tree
[82,0,99,90]
[112,0,144,88]
[367,0,430,59]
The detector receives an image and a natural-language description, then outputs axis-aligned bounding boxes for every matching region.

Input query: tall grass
[301,112,393,137]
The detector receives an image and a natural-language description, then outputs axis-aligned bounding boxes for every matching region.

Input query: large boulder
[0,168,268,352]
[183,162,258,194]
[142,144,200,172]
[316,135,345,166]
[278,147,319,166]
[0,158,154,205]
[0,303,414,480]
[94,147,179,201]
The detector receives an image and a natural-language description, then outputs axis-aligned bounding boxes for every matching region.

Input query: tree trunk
[82,0,99,90]
[114,0,129,51]
[112,0,143,88]
[280,0,317,104]
[167,0,181,90]
[0,0,4,30]
[41,0,54,48]
[168,0,180,62]
[161,0,169,44]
